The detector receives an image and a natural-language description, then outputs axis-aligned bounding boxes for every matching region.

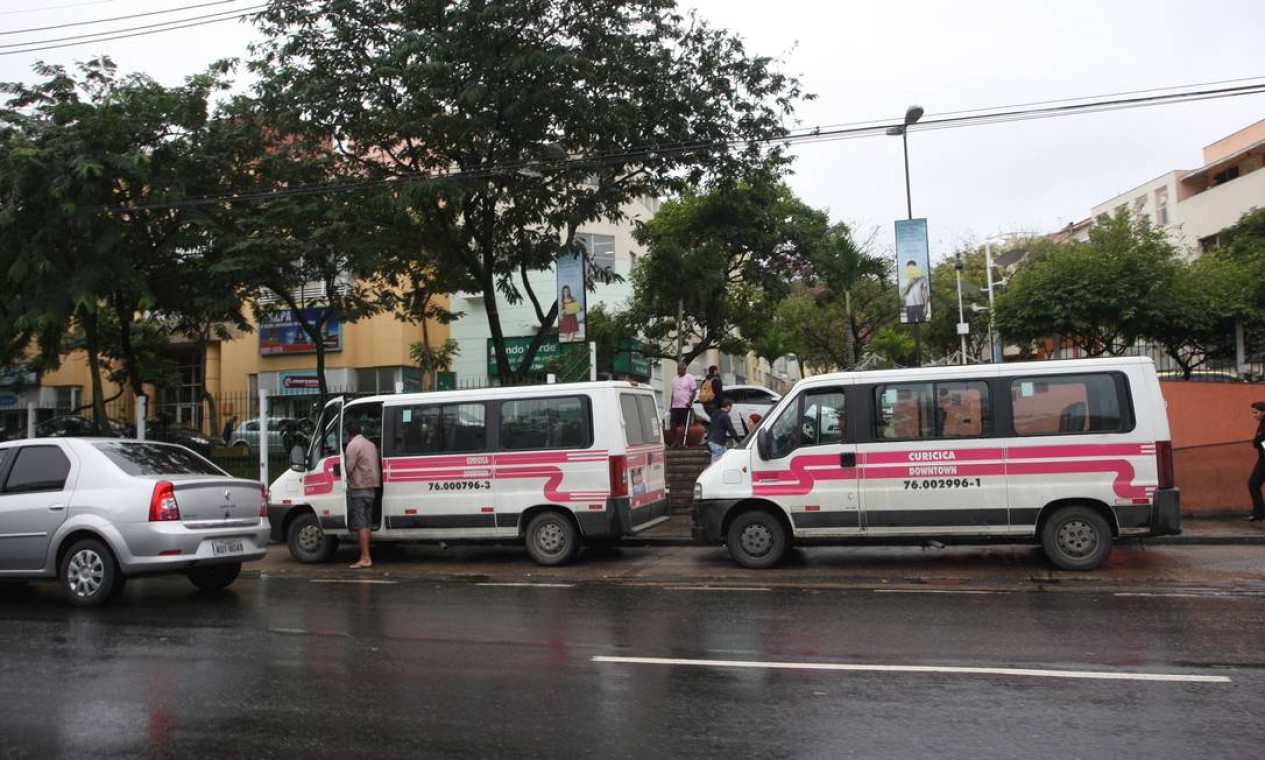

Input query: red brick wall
[1161,381,1264,513]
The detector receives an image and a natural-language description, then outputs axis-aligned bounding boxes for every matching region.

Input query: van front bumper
[691,499,740,544]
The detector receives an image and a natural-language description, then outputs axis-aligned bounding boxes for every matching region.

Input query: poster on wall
[556,244,587,344]
[259,308,343,355]
[894,218,932,325]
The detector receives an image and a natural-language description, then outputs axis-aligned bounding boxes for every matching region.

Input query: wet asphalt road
[2,566,1264,759]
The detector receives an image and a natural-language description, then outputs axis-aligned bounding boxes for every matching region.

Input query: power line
[0,6,264,55]
[0,0,119,17]
[1,0,257,36]
[109,79,1265,214]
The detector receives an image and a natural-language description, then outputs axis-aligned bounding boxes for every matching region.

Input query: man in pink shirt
[669,362,697,447]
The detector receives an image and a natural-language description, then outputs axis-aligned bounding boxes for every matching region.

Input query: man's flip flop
[350,561,373,569]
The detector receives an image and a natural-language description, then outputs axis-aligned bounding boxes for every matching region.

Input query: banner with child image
[556,245,587,343]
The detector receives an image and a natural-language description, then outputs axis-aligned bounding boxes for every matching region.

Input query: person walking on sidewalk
[699,365,723,422]
[345,419,381,567]
[669,362,696,448]
[706,399,740,463]
[1248,401,1265,522]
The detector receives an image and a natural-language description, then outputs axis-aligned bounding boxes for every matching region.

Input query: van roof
[795,356,1157,388]
[343,380,656,408]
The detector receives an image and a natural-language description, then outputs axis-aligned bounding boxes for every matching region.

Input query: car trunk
[168,478,263,528]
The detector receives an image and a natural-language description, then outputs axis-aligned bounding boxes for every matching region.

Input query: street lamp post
[954,253,968,364]
[887,105,925,364]
[985,240,1001,363]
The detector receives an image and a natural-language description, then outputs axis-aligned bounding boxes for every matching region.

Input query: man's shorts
[347,490,375,530]
[670,408,691,428]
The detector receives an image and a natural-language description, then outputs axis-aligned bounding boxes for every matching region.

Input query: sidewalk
[635,511,1265,546]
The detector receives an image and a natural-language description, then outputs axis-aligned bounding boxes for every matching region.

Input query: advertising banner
[487,336,563,377]
[556,246,587,343]
[895,218,932,324]
[259,308,342,355]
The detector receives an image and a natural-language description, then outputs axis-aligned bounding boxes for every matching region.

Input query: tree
[623,173,828,364]
[993,211,1180,357]
[250,0,806,383]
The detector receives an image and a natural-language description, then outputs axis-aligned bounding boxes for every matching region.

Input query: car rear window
[93,441,227,476]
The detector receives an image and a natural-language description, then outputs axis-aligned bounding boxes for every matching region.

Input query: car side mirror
[756,428,771,461]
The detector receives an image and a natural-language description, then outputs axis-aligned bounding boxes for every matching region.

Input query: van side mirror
[289,444,307,473]
[756,428,771,461]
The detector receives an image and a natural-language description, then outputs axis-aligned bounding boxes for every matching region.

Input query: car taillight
[149,480,181,522]
[609,455,629,498]
[259,484,269,517]
[1156,440,1175,490]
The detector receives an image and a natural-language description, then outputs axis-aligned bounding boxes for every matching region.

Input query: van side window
[766,387,846,457]
[389,403,486,455]
[875,381,990,440]
[1011,373,1128,435]
[500,396,591,450]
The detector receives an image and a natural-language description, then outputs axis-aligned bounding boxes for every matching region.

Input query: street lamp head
[904,105,925,125]
[954,252,964,271]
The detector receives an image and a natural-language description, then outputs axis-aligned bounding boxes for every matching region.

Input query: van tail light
[609,455,629,499]
[260,484,269,517]
[1155,440,1175,490]
[149,480,181,522]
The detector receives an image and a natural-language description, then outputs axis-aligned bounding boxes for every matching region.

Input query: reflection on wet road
[1,576,1263,758]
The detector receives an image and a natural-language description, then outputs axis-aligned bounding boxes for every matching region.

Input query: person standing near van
[706,399,740,463]
[699,365,723,421]
[345,419,381,568]
[669,362,697,448]
[1247,401,1265,522]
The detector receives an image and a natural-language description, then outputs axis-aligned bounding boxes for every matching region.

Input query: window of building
[576,233,616,275]
[1154,186,1169,226]
[1010,373,1129,435]
[1212,165,1240,186]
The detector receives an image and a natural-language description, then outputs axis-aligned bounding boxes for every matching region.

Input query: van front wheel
[287,511,338,564]
[1042,506,1112,571]
[525,512,580,566]
[727,510,787,569]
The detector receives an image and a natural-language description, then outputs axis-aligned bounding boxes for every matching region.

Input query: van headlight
[694,482,703,500]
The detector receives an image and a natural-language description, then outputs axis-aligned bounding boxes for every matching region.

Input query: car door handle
[48,504,66,511]
[840,452,857,468]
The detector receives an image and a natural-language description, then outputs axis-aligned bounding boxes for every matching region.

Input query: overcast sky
[3,0,1264,259]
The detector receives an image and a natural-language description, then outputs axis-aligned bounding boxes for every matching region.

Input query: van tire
[287,511,339,564]
[525,512,580,566]
[727,510,787,569]
[1041,506,1112,571]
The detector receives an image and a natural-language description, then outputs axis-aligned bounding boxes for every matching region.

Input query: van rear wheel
[525,512,580,566]
[1041,506,1112,571]
[727,510,787,569]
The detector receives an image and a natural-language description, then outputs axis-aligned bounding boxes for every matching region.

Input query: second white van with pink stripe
[268,381,669,566]
[691,357,1181,570]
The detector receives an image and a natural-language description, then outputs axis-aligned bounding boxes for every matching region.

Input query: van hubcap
[739,524,773,557]
[536,523,565,554]
[1057,519,1097,557]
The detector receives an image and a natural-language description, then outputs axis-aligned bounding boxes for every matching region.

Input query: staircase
[665,445,711,512]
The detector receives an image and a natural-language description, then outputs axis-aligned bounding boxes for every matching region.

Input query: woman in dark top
[1248,401,1265,522]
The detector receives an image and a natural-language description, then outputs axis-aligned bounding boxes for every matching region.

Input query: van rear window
[620,392,661,446]
[1010,373,1129,435]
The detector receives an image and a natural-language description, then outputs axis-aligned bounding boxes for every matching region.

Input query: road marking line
[477,582,575,588]
[591,656,1232,683]
[665,586,772,592]
[1114,592,1260,599]
[874,589,999,595]
[310,579,399,585]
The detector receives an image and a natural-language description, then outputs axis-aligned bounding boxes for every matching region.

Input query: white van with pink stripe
[692,357,1181,570]
[267,381,669,566]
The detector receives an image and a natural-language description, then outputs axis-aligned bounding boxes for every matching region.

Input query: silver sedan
[0,437,269,606]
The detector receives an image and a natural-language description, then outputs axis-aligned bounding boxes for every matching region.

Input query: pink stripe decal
[303,457,341,496]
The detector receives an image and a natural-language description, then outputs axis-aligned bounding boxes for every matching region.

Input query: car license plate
[212,538,245,556]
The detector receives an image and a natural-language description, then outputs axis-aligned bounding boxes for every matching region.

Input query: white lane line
[477,582,575,588]
[1114,592,1259,599]
[591,656,1232,683]
[310,578,399,585]
[874,589,1000,595]
[664,586,772,592]
[269,628,351,637]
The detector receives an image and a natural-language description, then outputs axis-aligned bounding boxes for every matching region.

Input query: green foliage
[250,0,806,382]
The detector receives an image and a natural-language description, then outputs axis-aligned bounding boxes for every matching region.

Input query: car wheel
[726,510,788,569]
[287,511,339,563]
[1041,506,1112,571]
[187,562,242,592]
[525,512,580,566]
[60,538,123,607]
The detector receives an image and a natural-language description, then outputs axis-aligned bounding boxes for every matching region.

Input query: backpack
[698,377,715,404]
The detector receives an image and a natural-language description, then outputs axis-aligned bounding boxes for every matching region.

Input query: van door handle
[332,463,342,477]
[840,452,857,468]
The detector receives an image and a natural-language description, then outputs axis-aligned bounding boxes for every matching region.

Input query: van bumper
[1152,487,1181,536]
[266,503,298,543]
[691,499,739,544]
[581,496,672,538]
